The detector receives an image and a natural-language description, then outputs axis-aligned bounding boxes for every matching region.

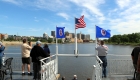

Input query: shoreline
[106,42,139,46]
[1,41,45,46]
[1,41,94,46]
[2,41,23,46]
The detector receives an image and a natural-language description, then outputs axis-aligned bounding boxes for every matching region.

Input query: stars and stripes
[75,15,86,29]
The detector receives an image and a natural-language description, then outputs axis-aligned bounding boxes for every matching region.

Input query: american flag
[75,15,86,29]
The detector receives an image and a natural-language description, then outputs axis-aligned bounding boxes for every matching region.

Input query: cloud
[33,0,70,11]
[107,0,140,35]
[1,0,70,11]
[111,20,140,34]
[70,0,105,22]
[57,13,69,20]
[116,0,131,9]
[2,0,22,5]
[120,4,140,18]
[81,10,90,19]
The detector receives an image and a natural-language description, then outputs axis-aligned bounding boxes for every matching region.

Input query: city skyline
[0,31,91,38]
[0,0,140,39]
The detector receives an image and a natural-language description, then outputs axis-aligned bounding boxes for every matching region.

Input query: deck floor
[4,71,33,80]
[3,71,133,80]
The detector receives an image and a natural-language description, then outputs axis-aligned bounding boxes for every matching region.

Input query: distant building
[8,35,14,38]
[0,34,3,40]
[51,31,55,38]
[81,34,86,40]
[71,33,75,38]
[0,33,7,40]
[3,34,8,39]
[49,36,53,38]
[69,33,73,39]
[77,33,80,39]
[30,36,35,40]
[43,33,49,39]
[86,34,90,40]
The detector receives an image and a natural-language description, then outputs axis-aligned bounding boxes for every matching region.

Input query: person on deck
[21,39,32,75]
[43,44,50,57]
[87,78,90,80]
[131,46,140,79]
[136,52,140,80]
[95,40,108,78]
[0,42,5,68]
[30,41,47,80]
[72,75,77,80]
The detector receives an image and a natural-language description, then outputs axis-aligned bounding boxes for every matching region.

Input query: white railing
[40,55,58,80]
[93,56,103,80]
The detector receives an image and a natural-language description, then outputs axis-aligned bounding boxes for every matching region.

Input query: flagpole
[75,18,77,55]
[95,25,97,47]
[56,26,58,74]
[95,25,98,55]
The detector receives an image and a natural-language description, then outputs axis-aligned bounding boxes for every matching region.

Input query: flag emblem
[101,29,106,36]
[59,29,63,36]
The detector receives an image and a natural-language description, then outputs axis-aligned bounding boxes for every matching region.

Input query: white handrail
[40,55,58,80]
[92,65,96,80]
[49,56,58,80]
[93,55,103,80]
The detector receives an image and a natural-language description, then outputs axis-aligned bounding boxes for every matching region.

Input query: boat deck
[3,71,133,80]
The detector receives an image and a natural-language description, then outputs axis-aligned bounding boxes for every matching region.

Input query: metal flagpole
[56,26,58,74]
[95,25,97,47]
[95,25,103,78]
[75,18,77,55]
[95,25,97,53]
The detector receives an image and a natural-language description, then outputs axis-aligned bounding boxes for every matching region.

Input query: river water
[4,43,135,80]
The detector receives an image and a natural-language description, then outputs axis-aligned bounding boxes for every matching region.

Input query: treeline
[104,32,140,45]
[4,37,63,43]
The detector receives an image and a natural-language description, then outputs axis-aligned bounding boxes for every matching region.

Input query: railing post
[56,38,58,74]
[92,65,96,80]
[49,56,51,80]
[41,60,43,80]
[100,64,102,79]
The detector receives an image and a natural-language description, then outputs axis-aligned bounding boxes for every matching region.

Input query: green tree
[58,39,62,43]
[48,38,53,43]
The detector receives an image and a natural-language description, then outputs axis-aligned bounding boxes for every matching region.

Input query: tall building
[80,32,81,40]
[81,34,86,40]
[68,33,75,38]
[71,33,75,38]
[51,31,55,38]
[86,34,90,40]
[43,33,49,39]
[77,33,80,39]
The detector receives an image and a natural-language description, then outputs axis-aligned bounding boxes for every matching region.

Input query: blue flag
[96,26,111,38]
[56,27,65,38]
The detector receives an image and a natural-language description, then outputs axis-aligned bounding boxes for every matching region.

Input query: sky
[0,0,140,39]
